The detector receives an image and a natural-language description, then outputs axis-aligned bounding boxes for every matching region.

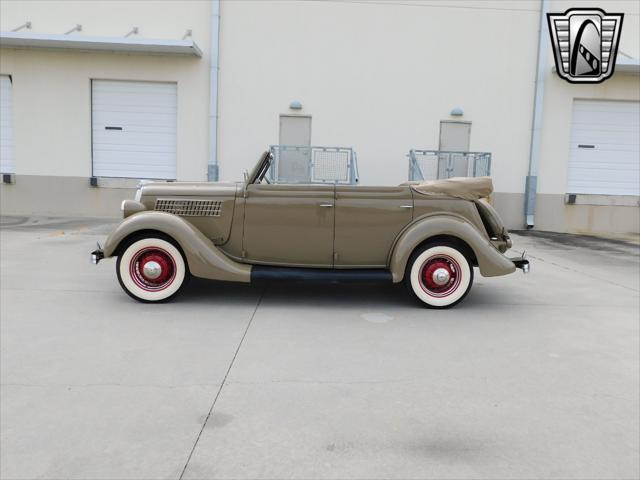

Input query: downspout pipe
[207,0,220,181]
[525,0,549,228]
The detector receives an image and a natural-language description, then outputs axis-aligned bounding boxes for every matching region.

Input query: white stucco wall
[0,0,213,181]
[539,0,640,196]
[217,0,542,191]
[0,0,638,229]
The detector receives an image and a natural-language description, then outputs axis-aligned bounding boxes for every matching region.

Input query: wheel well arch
[112,229,188,265]
[407,234,479,269]
[102,210,252,283]
[389,216,516,282]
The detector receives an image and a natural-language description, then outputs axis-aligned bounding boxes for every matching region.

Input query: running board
[251,266,393,283]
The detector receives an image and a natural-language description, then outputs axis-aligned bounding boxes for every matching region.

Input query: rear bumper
[91,249,104,265]
[511,257,530,273]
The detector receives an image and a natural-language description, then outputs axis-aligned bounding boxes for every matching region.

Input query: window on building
[92,80,177,179]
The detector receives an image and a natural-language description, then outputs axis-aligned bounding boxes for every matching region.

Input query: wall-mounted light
[289,100,303,110]
[64,24,82,35]
[125,27,139,38]
[11,21,31,32]
[450,107,464,117]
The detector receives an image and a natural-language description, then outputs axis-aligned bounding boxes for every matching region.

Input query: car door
[243,183,335,267]
[334,186,414,267]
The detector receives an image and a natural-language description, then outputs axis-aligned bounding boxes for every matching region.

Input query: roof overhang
[0,31,202,57]
[552,57,639,76]
[615,57,640,74]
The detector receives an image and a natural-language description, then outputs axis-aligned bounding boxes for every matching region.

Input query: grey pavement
[1,216,638,480]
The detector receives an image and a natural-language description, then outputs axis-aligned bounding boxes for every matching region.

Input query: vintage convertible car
[91,151,529,308]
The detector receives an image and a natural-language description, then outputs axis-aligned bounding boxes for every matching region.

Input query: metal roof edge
[0,31,202,57]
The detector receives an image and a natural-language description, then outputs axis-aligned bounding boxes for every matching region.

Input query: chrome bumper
[91,243,105,265]
[511,257,530,273]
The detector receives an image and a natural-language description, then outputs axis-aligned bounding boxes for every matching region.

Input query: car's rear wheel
[405,242,474,308]
[116,235,189,302]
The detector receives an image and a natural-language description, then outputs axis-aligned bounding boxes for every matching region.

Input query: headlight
[121,199,147,218]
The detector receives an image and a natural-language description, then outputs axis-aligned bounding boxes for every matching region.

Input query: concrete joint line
[178,287,266,480]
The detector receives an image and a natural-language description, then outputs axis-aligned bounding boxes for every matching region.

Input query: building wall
[535,0,640,235]
[217,0,540,195]
[535,72,640,235]
[0,0,639,234]
[0,0,212,216]
[215,0,639,233]
[0,48,209,180]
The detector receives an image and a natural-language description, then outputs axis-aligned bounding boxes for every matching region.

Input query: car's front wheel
[116,235,189,302]
[405,242,474,308]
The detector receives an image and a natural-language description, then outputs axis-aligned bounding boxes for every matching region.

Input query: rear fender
[103,211,250,283]
[388,214,516,282]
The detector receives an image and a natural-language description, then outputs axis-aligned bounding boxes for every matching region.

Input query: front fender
[388,214,516,282]
[103,211,250,283]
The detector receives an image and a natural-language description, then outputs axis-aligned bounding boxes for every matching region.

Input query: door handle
[319,203,334,208]
[399,205,413,209]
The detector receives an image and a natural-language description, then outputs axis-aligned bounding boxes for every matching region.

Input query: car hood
[139,181,241,198]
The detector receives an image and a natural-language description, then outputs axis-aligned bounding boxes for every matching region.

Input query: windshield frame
[245,151,272,186]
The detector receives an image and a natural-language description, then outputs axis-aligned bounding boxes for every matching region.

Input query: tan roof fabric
[403,176,493,200]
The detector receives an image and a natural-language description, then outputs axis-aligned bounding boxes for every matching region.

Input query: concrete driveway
[1,216,638,480]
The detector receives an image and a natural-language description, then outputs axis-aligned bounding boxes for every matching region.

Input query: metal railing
[408,150,492,181]
[269,145,359,185]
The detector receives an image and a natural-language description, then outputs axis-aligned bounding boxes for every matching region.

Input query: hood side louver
[155,199,222,217]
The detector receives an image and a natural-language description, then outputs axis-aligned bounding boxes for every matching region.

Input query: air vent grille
[155,199,222,217]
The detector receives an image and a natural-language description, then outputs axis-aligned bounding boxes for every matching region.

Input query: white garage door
[567,100,640,196]
[92,80,177,179]
[0,75,15,174]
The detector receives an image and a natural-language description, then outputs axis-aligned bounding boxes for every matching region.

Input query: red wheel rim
[129,247,176,292]
[419,254,462,298]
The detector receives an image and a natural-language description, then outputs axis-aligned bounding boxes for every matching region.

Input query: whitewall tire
[116,236,188,302]
[405,243,473,308]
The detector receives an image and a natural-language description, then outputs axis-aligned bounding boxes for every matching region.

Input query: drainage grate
[155,199,222,217]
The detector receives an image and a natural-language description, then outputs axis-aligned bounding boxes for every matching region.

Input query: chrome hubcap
[420,254,461,298]
[130,247,176,292]
[142,261,162,280]
[432,267,450,286]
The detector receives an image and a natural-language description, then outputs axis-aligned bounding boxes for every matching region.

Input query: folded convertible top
[402,176,493,201]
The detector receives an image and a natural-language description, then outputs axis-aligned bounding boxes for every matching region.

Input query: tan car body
[101,152,519,285]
